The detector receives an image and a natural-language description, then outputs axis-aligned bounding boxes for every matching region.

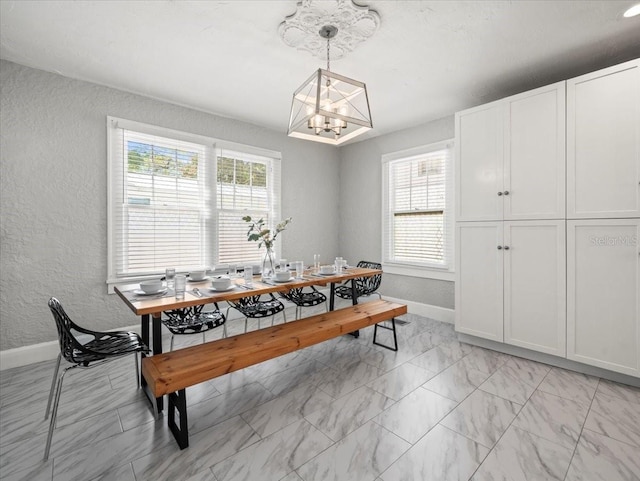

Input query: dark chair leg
[168,389,189,449]
[373,318,398,352]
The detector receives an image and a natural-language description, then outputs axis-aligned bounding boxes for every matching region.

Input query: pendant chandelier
[281,0,378,146]
[287,25,372,145]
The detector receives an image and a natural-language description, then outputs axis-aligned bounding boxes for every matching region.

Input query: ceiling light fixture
[280,0,379,146]
[287,25,372,145]
[623,3,640,17]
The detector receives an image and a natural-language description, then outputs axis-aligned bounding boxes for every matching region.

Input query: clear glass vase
[262,247,275,280]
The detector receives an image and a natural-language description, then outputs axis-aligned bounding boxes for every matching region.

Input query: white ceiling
[1,0,639,144]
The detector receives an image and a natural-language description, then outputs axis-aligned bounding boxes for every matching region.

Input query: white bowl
[140,279,163,293]
[274,271,291,281]
[211,276,232,290]
[189,270,207,281]
[319,265,335,275]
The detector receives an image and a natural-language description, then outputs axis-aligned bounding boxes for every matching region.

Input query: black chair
[225,294,286,334]
[162,304,226,351]
[280,286,327,319]
[335,260,383,300]
[45,297,148,460]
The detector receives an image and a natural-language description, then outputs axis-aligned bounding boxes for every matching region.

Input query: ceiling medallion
[278,0,380,60]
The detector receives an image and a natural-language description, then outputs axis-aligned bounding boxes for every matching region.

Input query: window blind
[216,147,282,265]
[382,141,453,270]
[109,123,213,279]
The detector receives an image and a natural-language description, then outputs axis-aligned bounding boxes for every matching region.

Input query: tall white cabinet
[455,82,567,356]
[455,58,640,378]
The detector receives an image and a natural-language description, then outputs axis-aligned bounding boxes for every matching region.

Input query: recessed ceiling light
[623,3,640,17]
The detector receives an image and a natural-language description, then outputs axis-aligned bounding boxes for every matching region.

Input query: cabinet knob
[497,246,503,250]
[503,191,510,196]
[504,246,510,250]
[497,192,503,196]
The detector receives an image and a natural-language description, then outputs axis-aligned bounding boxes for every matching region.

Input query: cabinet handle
[504,246,510,250]
[497,246,503,250]
[497,192,503,196]
[503,191,509,196]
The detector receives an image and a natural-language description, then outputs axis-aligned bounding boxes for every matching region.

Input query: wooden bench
[142,299,407,448]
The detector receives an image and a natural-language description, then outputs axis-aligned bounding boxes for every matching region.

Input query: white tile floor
[1,301,639,481]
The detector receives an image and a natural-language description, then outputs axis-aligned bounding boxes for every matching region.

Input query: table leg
[350,278,360,338]
[152,313,163,356]
[140,313,164,413]
[329,282,336,311]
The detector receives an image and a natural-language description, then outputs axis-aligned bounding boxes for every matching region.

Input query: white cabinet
[503,221,566,356]
[455,220,566,355]
[456,222,504,341]
[567,219,640,377]
[456,103,503,221]
[567,59,640,219]
[456,82,565,222]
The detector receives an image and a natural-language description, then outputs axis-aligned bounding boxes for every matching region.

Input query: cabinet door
[456,103,503,221]
[567,59,640,218]
[505,82,566,220]
[455,222,504,341]
[567,219,640,377]
[504,221,566,356]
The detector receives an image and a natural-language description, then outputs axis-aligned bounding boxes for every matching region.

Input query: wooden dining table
[114,266,382,410]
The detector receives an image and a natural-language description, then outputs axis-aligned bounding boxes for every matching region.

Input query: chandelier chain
[326,35,330,72]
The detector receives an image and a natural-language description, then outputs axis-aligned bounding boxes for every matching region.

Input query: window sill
[382,263,455,282]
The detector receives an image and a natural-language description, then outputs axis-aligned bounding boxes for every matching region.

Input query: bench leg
[168,389,189,449]
[373,318,398,352]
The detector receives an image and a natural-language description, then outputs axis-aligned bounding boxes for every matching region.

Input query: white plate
[133,288,168,296]
[208,285,236,292]
[273,277,294,283]
[318,271,336,276]
[188,276,209,282]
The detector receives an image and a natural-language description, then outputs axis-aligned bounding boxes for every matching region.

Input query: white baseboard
[382,296,454,324]
[0,297,454,371]
[0,324,141,371]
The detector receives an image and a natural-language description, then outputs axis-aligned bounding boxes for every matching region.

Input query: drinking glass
[243,265,253,287]
[174,274,186,299]
[313,254,320,270]
[295,261,304,279]
[278,259,287,272]
[335,257,344,274]
[229,264,238,277]
[165,268,176,289]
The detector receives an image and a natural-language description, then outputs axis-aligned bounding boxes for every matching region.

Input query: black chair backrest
[48,297,88,364]
[356,260,382,295]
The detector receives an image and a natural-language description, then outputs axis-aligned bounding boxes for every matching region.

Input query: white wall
[338,117,456,309]
[0,60,340,351]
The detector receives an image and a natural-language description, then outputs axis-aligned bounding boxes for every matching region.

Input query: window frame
[381,139,455,281]
[107,117,282,290]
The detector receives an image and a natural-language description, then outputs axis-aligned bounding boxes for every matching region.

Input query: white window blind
[107,117,281,285]
[216,147,282,265]
[382,140,454,272]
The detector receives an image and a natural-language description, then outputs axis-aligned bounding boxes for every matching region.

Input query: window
[107,117,281,286]
[382,140,454,279]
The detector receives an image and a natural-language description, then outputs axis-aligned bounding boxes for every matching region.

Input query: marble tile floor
[1,301,639,481]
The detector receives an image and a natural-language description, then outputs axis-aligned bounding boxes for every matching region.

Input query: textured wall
[338,117,456,309]
[0,60,340,350]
